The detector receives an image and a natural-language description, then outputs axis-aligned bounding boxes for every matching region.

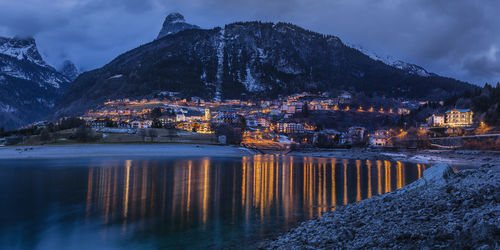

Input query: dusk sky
[0,0,498,86]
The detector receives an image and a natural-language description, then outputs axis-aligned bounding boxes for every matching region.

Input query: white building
[369,130,390,147]
[427,114,445,127]
[131,120,152,129]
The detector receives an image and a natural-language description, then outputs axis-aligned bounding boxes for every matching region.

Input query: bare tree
[147,129,158,142]
[40,128,50,142]
[138,129,147,142]
[167,128,176,141]
[71,125,94,142]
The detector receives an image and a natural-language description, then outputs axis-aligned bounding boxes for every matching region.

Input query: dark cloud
[0,0,498,85]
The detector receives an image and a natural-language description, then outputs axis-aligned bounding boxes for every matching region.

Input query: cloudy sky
[0,0,498,86]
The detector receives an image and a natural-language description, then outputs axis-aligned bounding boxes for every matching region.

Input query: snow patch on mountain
[108,74,123,79]
[0,102,17,113]
[1,65,30,80]
[243,66,264,92]
[346,43,396,64]
[392,60,431,77]
[257,48,267,59]
[215,28,225,100]
[0,37,48,67]
[43,75,64,89]
[347,43,432,77]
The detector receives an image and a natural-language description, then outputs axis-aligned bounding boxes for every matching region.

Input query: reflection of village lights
[81,156,427,229]
[343,159,348,205]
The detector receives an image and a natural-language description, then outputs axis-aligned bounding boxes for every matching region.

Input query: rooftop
[445,108,471,113]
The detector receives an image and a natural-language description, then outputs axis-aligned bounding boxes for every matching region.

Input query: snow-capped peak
[347,43,432,77]
[0,36,48,68]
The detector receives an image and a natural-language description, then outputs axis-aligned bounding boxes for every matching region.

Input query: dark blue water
[0,155,428,249]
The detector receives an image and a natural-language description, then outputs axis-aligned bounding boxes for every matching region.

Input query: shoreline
[1,144,498,165]
[263,163,500,248]
[0,144,255,160]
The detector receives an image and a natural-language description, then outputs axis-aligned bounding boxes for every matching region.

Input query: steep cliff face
[59,60,80,81]
[56,20,474,117]
[156,13,200,39]
[0,37,70,129]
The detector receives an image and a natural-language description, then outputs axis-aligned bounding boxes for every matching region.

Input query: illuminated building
[369,130,390,147]
[445,109,473,127]
[204,108,211,121]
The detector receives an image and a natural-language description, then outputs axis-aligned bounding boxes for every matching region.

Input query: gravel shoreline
[0,144,254,159]
[263,163,500,249]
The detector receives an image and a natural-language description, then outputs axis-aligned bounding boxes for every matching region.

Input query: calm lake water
[0,155,428,249]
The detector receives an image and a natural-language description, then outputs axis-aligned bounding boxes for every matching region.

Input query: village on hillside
[3,89,497,151]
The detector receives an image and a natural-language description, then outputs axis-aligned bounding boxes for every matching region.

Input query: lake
[0,155,428,249]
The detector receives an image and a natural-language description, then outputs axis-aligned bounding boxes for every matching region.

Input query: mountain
[59,60,80,81]
[56,18,475,117]
[0,36,70,130]
[156,13,200,39]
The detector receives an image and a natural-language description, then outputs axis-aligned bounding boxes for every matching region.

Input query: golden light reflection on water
[366,160,372,199]
[343,159,348,205]
[330,158,336,210]
[377,160,382,195]
[85,156,426,232]
[384,160,391,193]
[356,160,361,202]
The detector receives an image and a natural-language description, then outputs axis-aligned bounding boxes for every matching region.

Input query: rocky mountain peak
[0,36,48,67]
[59,60,80,81]
[0,36,71,130]
[165,12,185,23]
[156,12,200,39]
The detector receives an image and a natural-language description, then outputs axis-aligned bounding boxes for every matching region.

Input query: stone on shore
[263,164,500,249]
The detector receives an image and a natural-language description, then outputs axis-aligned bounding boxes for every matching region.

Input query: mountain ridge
[55,19,475,118]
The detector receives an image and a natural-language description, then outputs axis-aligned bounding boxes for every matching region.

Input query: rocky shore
[263,163,500,249]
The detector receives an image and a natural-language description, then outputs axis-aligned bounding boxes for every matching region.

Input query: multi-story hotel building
[445,109,473,127]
